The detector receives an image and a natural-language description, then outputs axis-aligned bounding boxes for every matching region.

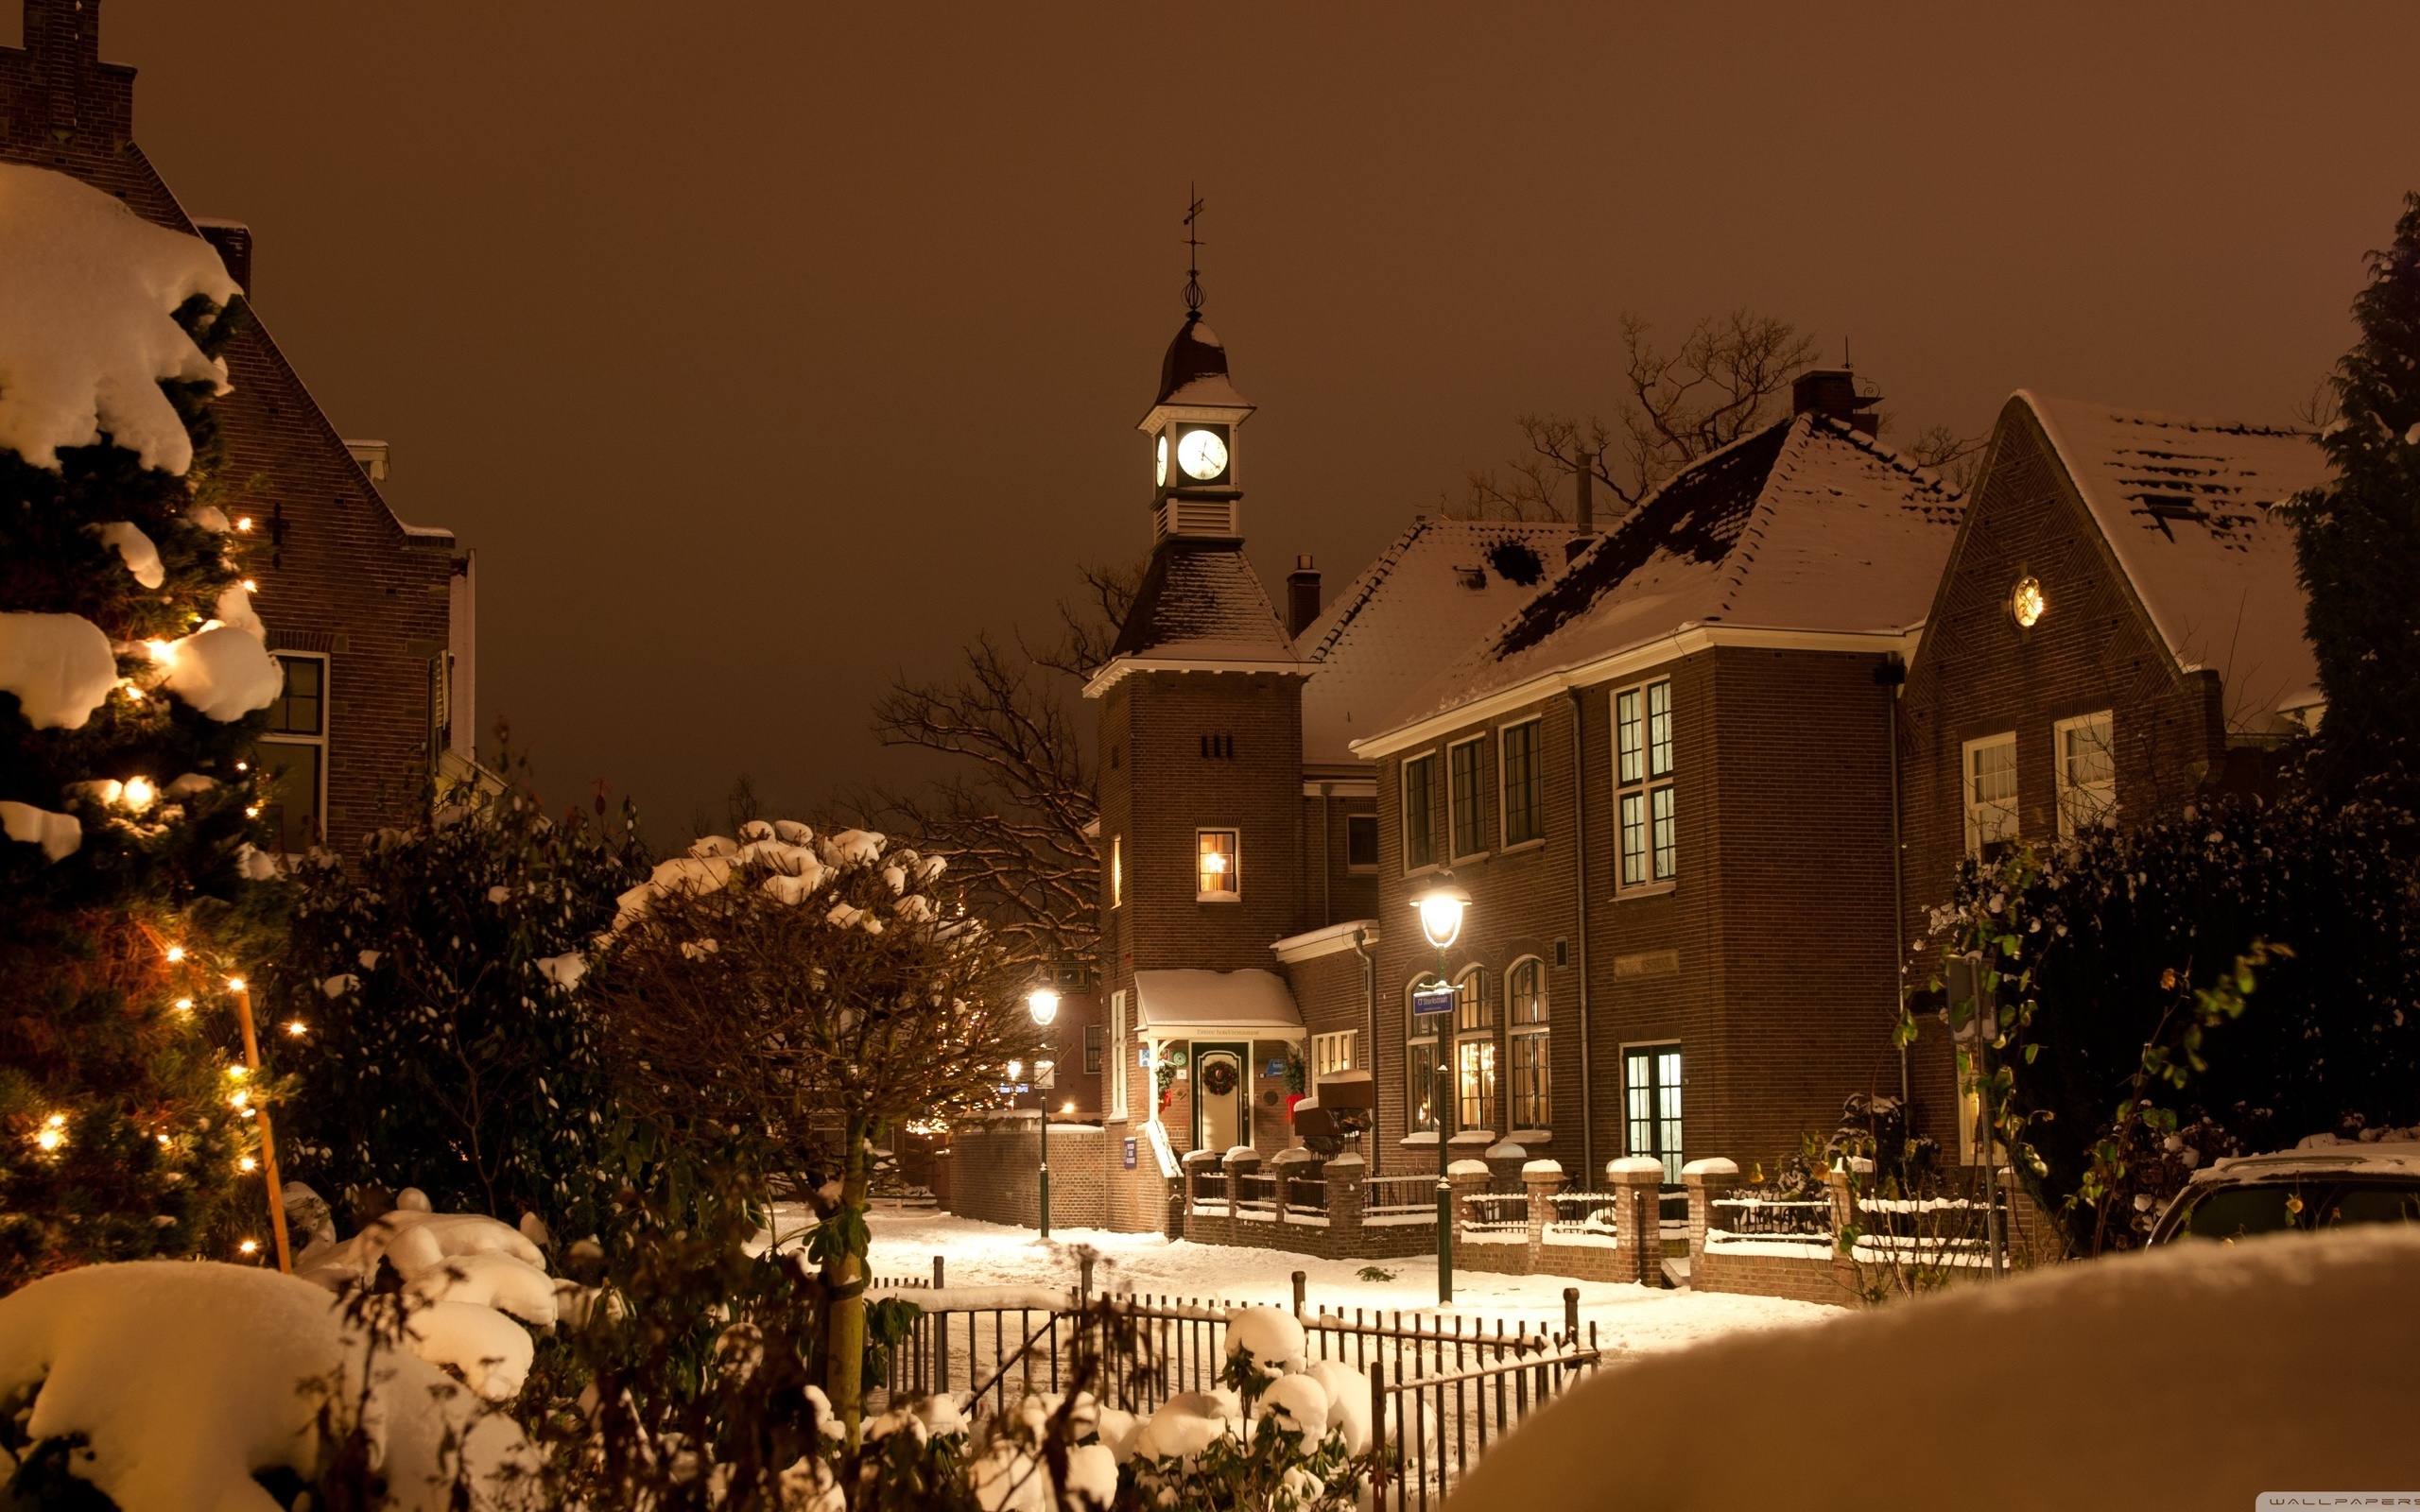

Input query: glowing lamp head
[2011,576,2047,629]
[1006,1059,1024,1083]
[1410,876,1474,951]
[1027,988,1061,1027]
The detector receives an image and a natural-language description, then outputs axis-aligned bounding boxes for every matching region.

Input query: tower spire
[1183,186,1206,318]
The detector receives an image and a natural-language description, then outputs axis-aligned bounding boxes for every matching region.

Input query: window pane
[267,656,323,737]
[254,741,321,854]
[1111,835,1122,907]
[1346,814,1378,868]
[1083,1024,1104,1074]
[1656,1048,1684,1182]
[1619,792,1646,886]
[1455,970,1494,1033]
[1450,741,1484,856]
[1197,830,1238,895]
[1456,1038,1496,1131]
[2056,713,2118,839]
[1616,690,1642,784]
[1650,784,1677,880]
[1511,1031,1551,1127]
[1647,681,1673,780]
[1404,755,1437,869]
[1623,1046,1684,1181]
[1503,721,1542,845]
[1623,1048,1653,1159]
[1408,1040,1438,1131]
[1967,735,2018,853]
[1509,959,1546,1024]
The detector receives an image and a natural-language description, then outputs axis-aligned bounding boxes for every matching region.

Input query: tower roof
[1153,313,1252,411]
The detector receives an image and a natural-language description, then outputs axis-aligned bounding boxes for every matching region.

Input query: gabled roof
[1295,518,1572,768]
[1086,538,1299,694]
[1364,414,1963,747]
[2020,393,2329,732]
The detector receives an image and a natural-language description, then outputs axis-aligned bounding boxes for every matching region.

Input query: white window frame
[1109,989,1130,1120]
[2054,712,2117,840]
[1402,748,1442,874]
[1621,1040,1685,1183]
[1613,679,1676,891]
[1499,716,1546,849]
[257,650,330,854]
[1196,827,1240,902]
[1452,965,1495,1135]
[1406,976,1446,1133]
[1312,1029,1358,1080]
[1506,956,1550,1130]
[1110,833,1122,909]
[1447,735,1488,859]
[1962,731,2019,858]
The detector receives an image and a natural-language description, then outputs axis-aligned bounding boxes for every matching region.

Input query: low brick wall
[1693,1243,1851,1305]
[943,1113,1108,1229]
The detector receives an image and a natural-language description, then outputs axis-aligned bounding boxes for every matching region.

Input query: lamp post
[1028,987,1060,1240]
[1409,874,1471,1304]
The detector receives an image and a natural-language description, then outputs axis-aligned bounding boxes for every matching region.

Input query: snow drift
[1446,1226,2420,1511]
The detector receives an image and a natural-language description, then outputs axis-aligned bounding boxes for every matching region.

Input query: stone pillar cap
[1323,1153,1365,1170]
[1222,1145,1262,1165]
[1446,1159,1492,1177]
[1680,1157,1739,1177]
[1606,1156,1667,1178]
[1521,1159,1565,1178]
[1182,1148,1223,1165]
[1483,1141,1528,1160]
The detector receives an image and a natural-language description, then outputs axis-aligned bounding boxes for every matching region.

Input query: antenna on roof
[1184,186,1206,318]
[1843,335,1853,372]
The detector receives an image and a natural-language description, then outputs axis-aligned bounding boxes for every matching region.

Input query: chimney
[1286,555,1322,638]
[1791,369,1882,437]
[195,220,252,295]
[1565,449,1597,562]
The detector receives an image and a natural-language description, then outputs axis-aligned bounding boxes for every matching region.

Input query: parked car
[2148,1132,2420,1244]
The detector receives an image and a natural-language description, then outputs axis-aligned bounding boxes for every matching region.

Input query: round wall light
[2011,576,2047,629]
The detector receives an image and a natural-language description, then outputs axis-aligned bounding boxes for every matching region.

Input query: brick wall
[3,1,465,858]
[943,1114,1109,1229]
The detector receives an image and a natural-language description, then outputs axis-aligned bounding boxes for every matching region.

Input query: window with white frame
[1963,732,2019,858]
[1615,679,1676,888]
[1403,751,1441,870]
[1507,956,1549,1128]
[1109,990,1129,1119]
[1448,736,1486,857]
[255,653,328,854]
[1622,1042,1684,1183]
[1501,718,1544,846]
[1313,1030,1358,1079]
[1406,976,1451,1132]
[1110,834,1122,909]
[2054,712,2117,839]
[1196,828,1238,900]
[1454,967,1495,1133]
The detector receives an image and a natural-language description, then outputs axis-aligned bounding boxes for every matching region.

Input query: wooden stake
[232,981,292,1273]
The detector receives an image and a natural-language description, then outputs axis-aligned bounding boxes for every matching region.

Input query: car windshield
[2171,1178,2420,1241]
[2175,1183,2305,1241]
[2322,1186,2420,1228]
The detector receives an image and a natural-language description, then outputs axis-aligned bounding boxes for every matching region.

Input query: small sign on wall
[1122,1137,1137,1170]
[1263,1058,1287,1078]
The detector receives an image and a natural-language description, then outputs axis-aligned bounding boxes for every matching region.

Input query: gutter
[1351,923,1379,1178]
[1566,688,1595,1178]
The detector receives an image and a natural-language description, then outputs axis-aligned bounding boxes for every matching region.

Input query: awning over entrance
[1132,969,1305,1041]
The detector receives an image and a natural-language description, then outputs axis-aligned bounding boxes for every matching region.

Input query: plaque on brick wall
[1123,1137,1137,1170]
[1613,949,1681,979]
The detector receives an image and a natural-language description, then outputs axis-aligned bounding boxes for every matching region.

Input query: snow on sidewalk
[855,1209,1832,1357]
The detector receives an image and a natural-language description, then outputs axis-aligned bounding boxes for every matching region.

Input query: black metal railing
[1192,1171,1227,1207]
[1544,1191,1623,1242]
[1234,1173,1279,1216]
[1461,1193,1528,1237]
[1371,1341,1603,1511]
[1285,1176,1328,1215]
[1710,1196,1834,1240]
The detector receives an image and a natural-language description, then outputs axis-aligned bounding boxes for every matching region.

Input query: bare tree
[595,826,1039,1440]
[1903,421,1988,493]
[863,559,1144,971]
[1456,310,1821,522]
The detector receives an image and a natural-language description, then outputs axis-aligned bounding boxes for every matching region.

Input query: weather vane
[1184,186,1205,316]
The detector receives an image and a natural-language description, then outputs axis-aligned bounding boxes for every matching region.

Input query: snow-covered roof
[1132,969,1305,1038]
[1150,314,1252,412]
[1367,415,1963,746]
[1296,519,1573,769]
[0,163,241,473]
[2021,393,2329,732]
[1090,539,1300,691]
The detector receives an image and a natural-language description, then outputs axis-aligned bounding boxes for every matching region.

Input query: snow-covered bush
[269,755,650,1245]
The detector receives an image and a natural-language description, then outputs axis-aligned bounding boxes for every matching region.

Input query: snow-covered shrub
[1113,1305,1372,1511]
[269,754,650,1245]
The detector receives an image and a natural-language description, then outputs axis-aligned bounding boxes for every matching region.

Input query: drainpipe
[1566,688,1595,1178]
[1321,782,1334,929]
[1351,922,1379,1178]
[1878,655,1910,1108]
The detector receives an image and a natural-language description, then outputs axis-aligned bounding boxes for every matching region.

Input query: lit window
[2054,712,2117,839]
[1403,752,1440,870]
[1501,719,1543,846]
[1109,990,1129,1119]
[1407,977,1452,1132]
[1110,834,1122,909]
[1313,1030,1358,1079]
[1454,968,1495,1133]
[1449,737,1486,857]
[1623,1043,1684,1183]
[1197,829,1239,900]
[1508,957,1549,1128]
[1963,732,2019,859]
[1615,680,1676,887]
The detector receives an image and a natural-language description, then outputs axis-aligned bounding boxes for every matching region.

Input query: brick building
[3,0,475,855]
[1895,392,2327,1158]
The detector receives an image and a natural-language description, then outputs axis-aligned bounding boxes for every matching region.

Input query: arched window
[1405,975,1451,1133]
[1507,957,1550,1130]
[1454,966,1496,1134]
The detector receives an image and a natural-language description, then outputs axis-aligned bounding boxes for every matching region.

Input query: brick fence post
[1826,1160,1865,1291]
[1522,1160,1564,1271]
[1182,1148,1219,1232]
[1325,1152,1365,1255]
[1447,1158,1491,1236]
[1680,1157,1737,1286]
[1271,1147,1316,1229]
[1605,1157,1666,1287]
[1223,1147,1262,1224]
[1484,1139,1530,1193]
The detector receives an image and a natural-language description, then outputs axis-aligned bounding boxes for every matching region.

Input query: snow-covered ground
[850,1208,1833,1357]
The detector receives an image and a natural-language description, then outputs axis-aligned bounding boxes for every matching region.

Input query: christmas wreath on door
[1200,1058,1239,1097]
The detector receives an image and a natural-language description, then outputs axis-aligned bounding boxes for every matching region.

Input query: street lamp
[1028,988,1061,1239]
[1409,875,1473,1302]
[1410,873,1473,951]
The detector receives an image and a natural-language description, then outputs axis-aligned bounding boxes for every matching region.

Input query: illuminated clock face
[1177,428,1229,481]
[1155,435,1168,487]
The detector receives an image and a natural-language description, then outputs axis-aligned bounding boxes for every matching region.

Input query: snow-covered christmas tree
[0,163,287,1284]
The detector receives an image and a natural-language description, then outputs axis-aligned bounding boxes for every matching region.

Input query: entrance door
[1194,1042,1249,1152]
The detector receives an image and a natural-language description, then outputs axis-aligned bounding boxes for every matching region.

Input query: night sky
[67,3,2420,839]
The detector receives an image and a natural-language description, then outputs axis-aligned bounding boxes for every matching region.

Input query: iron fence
[1544,1191,1623,1243]
[1364,1175,1446,1218]
[1461,1193,1528,1237]
[1285,1175,1328,1215]
[1709,1196,1834,1240]
[1371,1342,1603,1512]
[1235,1173,1279,1217]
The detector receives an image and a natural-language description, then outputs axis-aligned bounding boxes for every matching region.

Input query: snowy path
[848,1209,1835,1357]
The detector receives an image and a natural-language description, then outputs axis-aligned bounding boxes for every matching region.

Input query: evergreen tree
[0,169,285,1286]
[269,761,651,1240]
[2292,191,2420,801]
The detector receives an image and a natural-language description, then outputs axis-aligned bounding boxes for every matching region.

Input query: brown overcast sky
[53,2,2420,838]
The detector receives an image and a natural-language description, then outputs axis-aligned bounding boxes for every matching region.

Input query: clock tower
[1138,217,1255,540]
